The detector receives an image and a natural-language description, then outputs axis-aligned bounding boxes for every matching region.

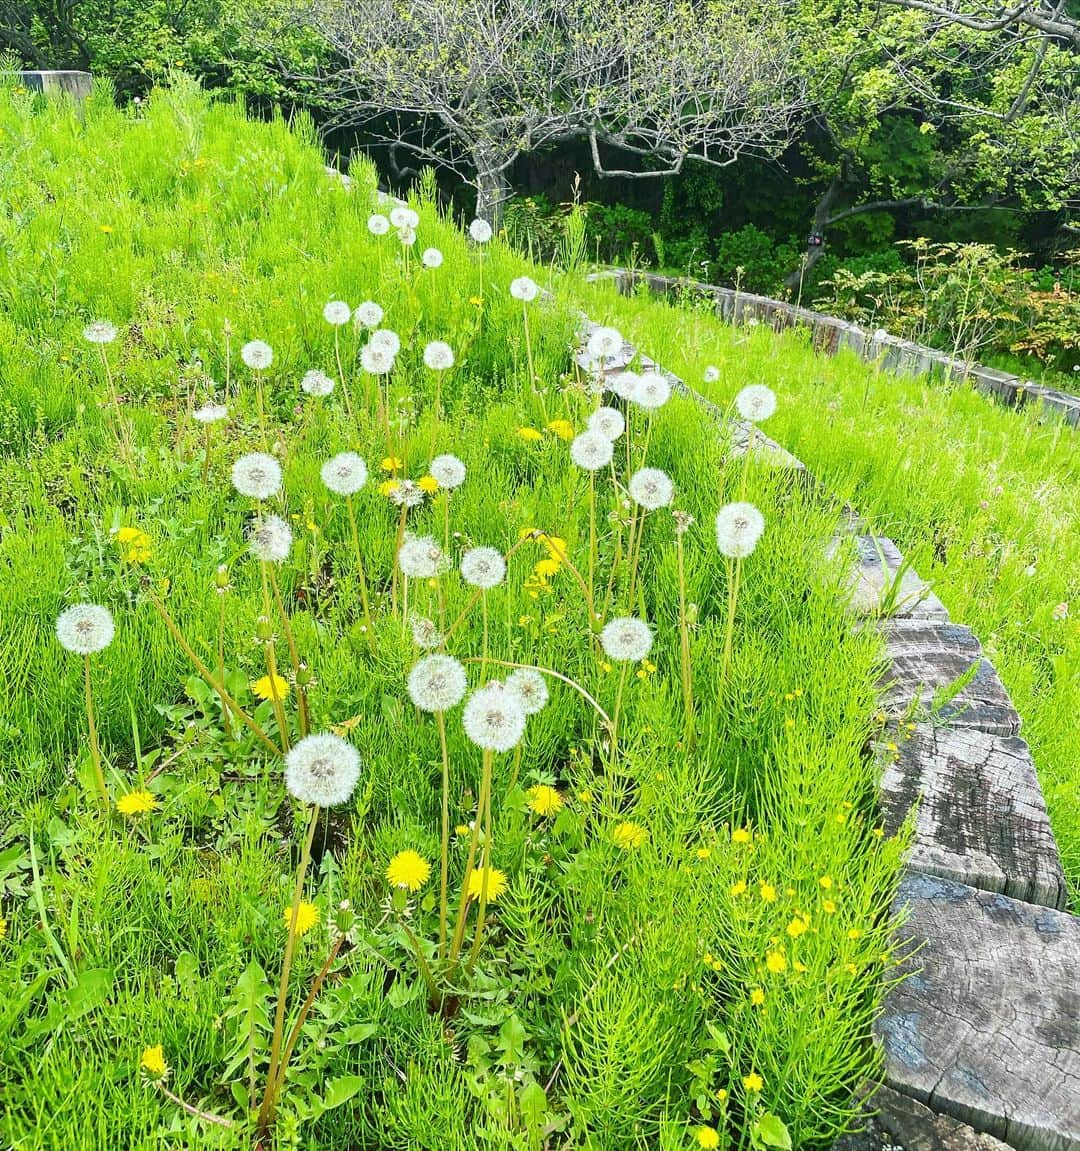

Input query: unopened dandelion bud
[295,663,314,687]
[255,615,274,642]
[214,564,230,589]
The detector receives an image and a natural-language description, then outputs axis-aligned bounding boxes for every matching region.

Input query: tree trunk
[472,152,514,232]
[783,174,843,293]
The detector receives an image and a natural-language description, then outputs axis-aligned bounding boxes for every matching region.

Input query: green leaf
[754,1113,792,1150]
[341,1022,379,1045]
[321,1074,363,1111]
[519,1081,547,1132]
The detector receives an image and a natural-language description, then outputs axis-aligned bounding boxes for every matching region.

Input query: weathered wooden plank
[13,70,92,101]
[877,872,1080,1151]
[832,1085,1016,1151]
[880,725,1066,909]
[879,619,1020,736]
[838,534,949,619]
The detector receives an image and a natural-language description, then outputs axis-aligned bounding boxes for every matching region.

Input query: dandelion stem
[83,654,108,805]
[345,494,376,653]
[217,592,233,741]
[333,328,355,423]
[608,662,630,774]
[480,592,489,681]
[448,749,492,970]
[464,658,614,734]
[267,564,309,739]
[445,537,530,641]
[156,1083,234,1129]
[720,555,743,694]
[539,533,598,630]
[261,564,291,753]
[201,424,211,484]
[436,709,451,960]
[588,472,597,617]
[466,756,495,971]
[676,532,694,746]
[391,505,408,615]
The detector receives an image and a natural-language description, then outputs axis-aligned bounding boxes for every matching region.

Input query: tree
[310,0,807,224]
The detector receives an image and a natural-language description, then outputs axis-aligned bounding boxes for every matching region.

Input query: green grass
[578,277,1079,906]
[0,82,906,1150]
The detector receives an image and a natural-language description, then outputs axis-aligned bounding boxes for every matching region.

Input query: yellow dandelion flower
[793,960,808,973]
[786,917,809,938]
[697,1127,721,1150]
[386,850,431,892]
[742,1072,764,1093]
[469,295,483,307]
[613,821,648,850]
[283,901,319,935]
[417,475,440,493]
[847,928,862,940]
[100,225,114,234]
[467,867,508,902]
[578,789,594,805]
[517,426,544,443]
[116,790,157,817]
[0,914,7,939]
[730,880,747,897]
[251,673,290,702]
[527,785,563,817]
[716,1088,728,1102]
[539,534,568,561]
[139,1045,168,1079]
[845,962,858,975]
[545,418,575,441]
[822,899,837,914]
[819,875,833,889]
[534,557,561,579]
[381,456,403,472]
[871,827,885,838]
[378,479,401,497]
[750,987,765,1006]
[765,949,788,974]
[117,526,153,564]
[732,827,752,844]
[696,847,712,860]
[759,882,777,903]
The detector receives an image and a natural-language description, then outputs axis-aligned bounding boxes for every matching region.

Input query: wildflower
[469,218,493,243]
[599,617,653,663]
[390,205,419,230]
[417,475,440,494]
[467,866,507,901]
[283,901,320,935]
[386,850,431,892]
[378,478,401,498]
[607,371,640,400]
[241,340,273,370]
[301,369,335,397]
[845,961,859,975]
[0,914,6,939]
[469,296,483,307]
[765,950,787,974]
[117,526,152,563]
[139,1045,168,1079]
[408,615,443,650]
[193,401,228,423]
[735,385,777,423]
[463,682,527,751]
[367,213,390,236]
[284,732,361,808]
[546,418,575,440]
[819,875,833,889]
[628,468,674,511]
[847,928,862,940]
[787,917,809,938]
[421,247,443,269]
[578,789,594,805]
[460,546,506,589]
[252,673,290,701]
[506,668,549,714]
[587,406,625,440]
[704,366,720,384]
[116,790,157,816]
[360,343,395,375]
[633,373,672,410]
[429,453,466,489]
[56,603,115,655]
[423,340,455,371]
[750,987,765,1006]
[1053,602,1069,621]
[408,655,467,712]
[569,430,614,471]
[586,326,623,360]
[398,224,417,246]
[510,276,540,302]
[613,821,648,850]
[323,300,351,326]
[730,880,747,896]
[759,882,777,902]
[715,502,765,558]
[99,225,113,234]
[382,456,404,472]
[399,534,447,578]
[321,452,368,496]
[231,452,281,500]
[83,321,117,345]
[742,1072,764,1093]
[697,1127,721,1150]
[248,515,292,563]
[822,899,837,914]
[732,827,752,845]
[354,301,384,329]
[517,426,544,442]
[389,480,425,508]
[527,784,563,817]
[534,557,560,580]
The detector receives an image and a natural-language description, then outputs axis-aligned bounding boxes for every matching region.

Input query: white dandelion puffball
[628,467,674,511]
[460,546,506,589]
[409,615,444,650]
[510,276,539,302]
[423,341,454,371]
[634,373,672,410]
[506,668,549,715]
[735,384,777,423]
[56,603,115,655]
[599,616,654,663]
[321,452,368,496]
[241,340,273,371]
[587,406,625,441]
[193,402,228,424]
[231,452,282,500]
[586,326,623,360]
[369,328,401,356]
[284,733,361,808]
[83,320,117,345]
[429,453,466,490]
[462,682,526,752]
[398,225,417,247]
[422,247,443,269]
[570,430,614,471]
[704,365,720,384]
[249,514,293,563]
[469,218,493,243]
[301,370,335,397]
[398,534,447,579]
[715,502,766,558]
[360,344,395,375]
[607,371,640,401]
[390,205,419,230]
[390,480,425,508]
[367,213,390,236]
[408,655,468,713]
[354,301,384,329]
[323,300,351,326]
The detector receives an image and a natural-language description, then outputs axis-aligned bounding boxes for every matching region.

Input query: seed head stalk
[266,564,310,738]
[676,531,694,745]
[83,654,108,805]
[448,748,493,971]
[333,327,356,423]
[260,564,291,753]
[436,709,451,959]
[720,555,744,694]
[345,493,376,652]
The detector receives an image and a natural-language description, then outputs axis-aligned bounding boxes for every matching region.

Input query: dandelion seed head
[409,614,444,649]
[398,225,417,247]
[249,514,292,563]
[704,366,720,384]
[360,343,395,375]
[421,247,443,269]
[460,546,506,589]
[241,340,273,371]
[389,479,426,508]
[231,452,282,500]
[510,276,539,302]
[367,213,390,235]
[390,205,419,230]
[284,733,361,808]
[323,300,351,326]
[408,654,467,712]
[469,218,493,243]
[715,502,765,558]
[192,401,227,424]
[429,453,466,490]
[599,616,653,662]
[735,385,777,423]
[586,326,623,361]
[506,668,549,714]
[320,452,368,496]
[569,430,614,471]
[634,373,672,410]
[398,533,447,578]
[423,340,454,371]
[587,406,625,440]
[83,320,117,345]
[368,328,401,356]
[301,370,335,397]
[354,301,384,329]
[628,467,674,511]
[462,682,526,751]
[56,602,115,655]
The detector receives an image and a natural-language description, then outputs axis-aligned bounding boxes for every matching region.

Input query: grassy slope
[578,278,1080,905]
